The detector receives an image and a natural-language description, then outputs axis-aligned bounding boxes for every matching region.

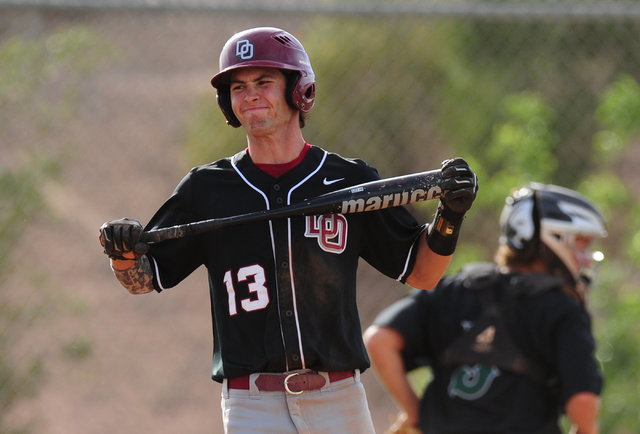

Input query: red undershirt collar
[252,143,311,178]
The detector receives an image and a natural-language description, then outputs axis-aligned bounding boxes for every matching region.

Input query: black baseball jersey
[373,264,603,434]
[145,145,425,382]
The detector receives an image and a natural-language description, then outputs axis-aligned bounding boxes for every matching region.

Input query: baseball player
[99,27,478,433]
[364,183,605,434]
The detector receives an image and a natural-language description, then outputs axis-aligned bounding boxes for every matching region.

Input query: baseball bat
[140,169,444,244]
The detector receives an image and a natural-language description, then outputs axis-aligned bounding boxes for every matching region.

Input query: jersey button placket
[272,184,285,207]
[269,185,303,370]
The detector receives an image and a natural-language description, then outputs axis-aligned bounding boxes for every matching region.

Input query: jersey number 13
[223,264,270,316]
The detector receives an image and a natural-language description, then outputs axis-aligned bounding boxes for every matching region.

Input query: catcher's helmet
[210,27,316,128]
[499,183,607,291]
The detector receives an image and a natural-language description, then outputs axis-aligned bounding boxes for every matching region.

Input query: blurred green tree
[587,73,640,433]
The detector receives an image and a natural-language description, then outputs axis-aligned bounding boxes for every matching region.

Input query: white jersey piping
[396,224,428,282]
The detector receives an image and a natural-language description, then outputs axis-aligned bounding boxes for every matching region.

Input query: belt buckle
[284,372,304,395]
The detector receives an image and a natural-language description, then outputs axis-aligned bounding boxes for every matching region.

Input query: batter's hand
[439,157,478,217]
[99,218,149,261]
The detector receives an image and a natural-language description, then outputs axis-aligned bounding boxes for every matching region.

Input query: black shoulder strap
[461,262,501,292]
[506,273,566,298]
[438,265,556,384]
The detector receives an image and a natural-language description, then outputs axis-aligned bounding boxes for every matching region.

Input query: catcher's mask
[210,27,316,128]
[499,183,607,299]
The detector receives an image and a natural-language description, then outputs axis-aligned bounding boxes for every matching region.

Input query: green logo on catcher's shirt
[448,364,500,400]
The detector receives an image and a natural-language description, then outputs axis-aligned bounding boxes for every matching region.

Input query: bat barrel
[332,169,443,214]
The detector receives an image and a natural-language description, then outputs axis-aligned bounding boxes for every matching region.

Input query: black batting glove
[99,218,149,261]
[426,158,478,256]
[439,157,478,220]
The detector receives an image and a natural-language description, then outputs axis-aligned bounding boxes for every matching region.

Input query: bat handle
[140,227,178,244]
[141,219,221,244]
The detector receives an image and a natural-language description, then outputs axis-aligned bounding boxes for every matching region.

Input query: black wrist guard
[426,202,466,256]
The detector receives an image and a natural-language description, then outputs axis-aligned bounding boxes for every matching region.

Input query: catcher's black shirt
[145,145,425,382]
[373,266,603,434]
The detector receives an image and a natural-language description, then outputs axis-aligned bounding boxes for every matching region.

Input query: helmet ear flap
[500,188,539,259]
[216,89,241,128]
[284,71,315,113]
[298,81,316,111]
[511,190,541,262]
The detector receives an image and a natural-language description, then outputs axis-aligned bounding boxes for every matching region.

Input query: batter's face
[229,67,298,136]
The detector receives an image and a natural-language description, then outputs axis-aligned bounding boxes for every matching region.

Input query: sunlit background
[1,1,640,433]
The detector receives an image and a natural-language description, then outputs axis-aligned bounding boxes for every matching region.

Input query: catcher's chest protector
[438,264,557,384]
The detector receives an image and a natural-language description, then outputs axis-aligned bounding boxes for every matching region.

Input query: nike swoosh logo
[323,177,345,185]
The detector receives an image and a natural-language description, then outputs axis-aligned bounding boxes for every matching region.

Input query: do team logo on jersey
[236,39,254,60]
[305,214,348,254]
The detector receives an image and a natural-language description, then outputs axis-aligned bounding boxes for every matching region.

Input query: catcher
[365,183,605,434]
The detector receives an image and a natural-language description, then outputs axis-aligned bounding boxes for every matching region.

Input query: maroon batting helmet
[210,27,316,128]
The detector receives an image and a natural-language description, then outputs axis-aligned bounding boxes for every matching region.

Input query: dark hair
[494,244,525,268]
[495,243,571,280]
[494,243,584,304]
[299,111,308,128]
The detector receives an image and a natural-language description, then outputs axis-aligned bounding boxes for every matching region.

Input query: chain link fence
[1,1,640,433]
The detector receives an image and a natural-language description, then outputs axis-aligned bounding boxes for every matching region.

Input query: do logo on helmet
[235,40,254,60]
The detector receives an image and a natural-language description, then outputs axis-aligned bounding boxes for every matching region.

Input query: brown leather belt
[228,371,354,394]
